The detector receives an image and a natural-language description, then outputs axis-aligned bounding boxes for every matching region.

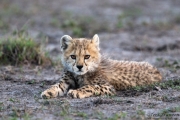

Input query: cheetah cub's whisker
[41,34,162,99]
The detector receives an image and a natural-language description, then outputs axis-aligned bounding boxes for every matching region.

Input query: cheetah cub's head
[60,34,101,75]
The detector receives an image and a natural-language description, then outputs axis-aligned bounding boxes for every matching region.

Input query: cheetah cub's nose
[77,65,83,70]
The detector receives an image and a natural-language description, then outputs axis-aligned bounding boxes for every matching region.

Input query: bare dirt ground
[0,0,180,119]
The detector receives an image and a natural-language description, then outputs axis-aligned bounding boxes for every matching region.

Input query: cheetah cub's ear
[91,34,100,50]
[60,35,72,51]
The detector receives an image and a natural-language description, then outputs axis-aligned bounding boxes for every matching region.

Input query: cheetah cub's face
[60,34,101,75]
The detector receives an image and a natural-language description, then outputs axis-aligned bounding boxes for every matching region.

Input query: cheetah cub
[41,34,162,99]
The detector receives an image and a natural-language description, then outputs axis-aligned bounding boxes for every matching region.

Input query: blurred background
[0,0,180,71]
[0,1,180,119]
[1,0,180,36]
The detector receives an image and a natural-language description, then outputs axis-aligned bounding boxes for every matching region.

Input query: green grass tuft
[0,31,51,66]
[75,112,87,118]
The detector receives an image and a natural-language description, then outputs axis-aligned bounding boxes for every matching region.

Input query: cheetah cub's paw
[67,89,94,99]
[67,90,79,98]
[41,88,58,99]
[67,90,85,99]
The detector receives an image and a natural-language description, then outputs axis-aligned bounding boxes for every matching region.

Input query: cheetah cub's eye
[84,55,90,59]
[70,55,76,59]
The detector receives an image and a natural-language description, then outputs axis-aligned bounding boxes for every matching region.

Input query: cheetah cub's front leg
[67,84,116,99]
[41,72,75,99]
[41,80,69,99]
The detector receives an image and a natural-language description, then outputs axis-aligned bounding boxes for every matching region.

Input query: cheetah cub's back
[100,58,162,90]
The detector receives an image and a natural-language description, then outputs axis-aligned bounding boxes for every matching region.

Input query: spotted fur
[41,34,162,99]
